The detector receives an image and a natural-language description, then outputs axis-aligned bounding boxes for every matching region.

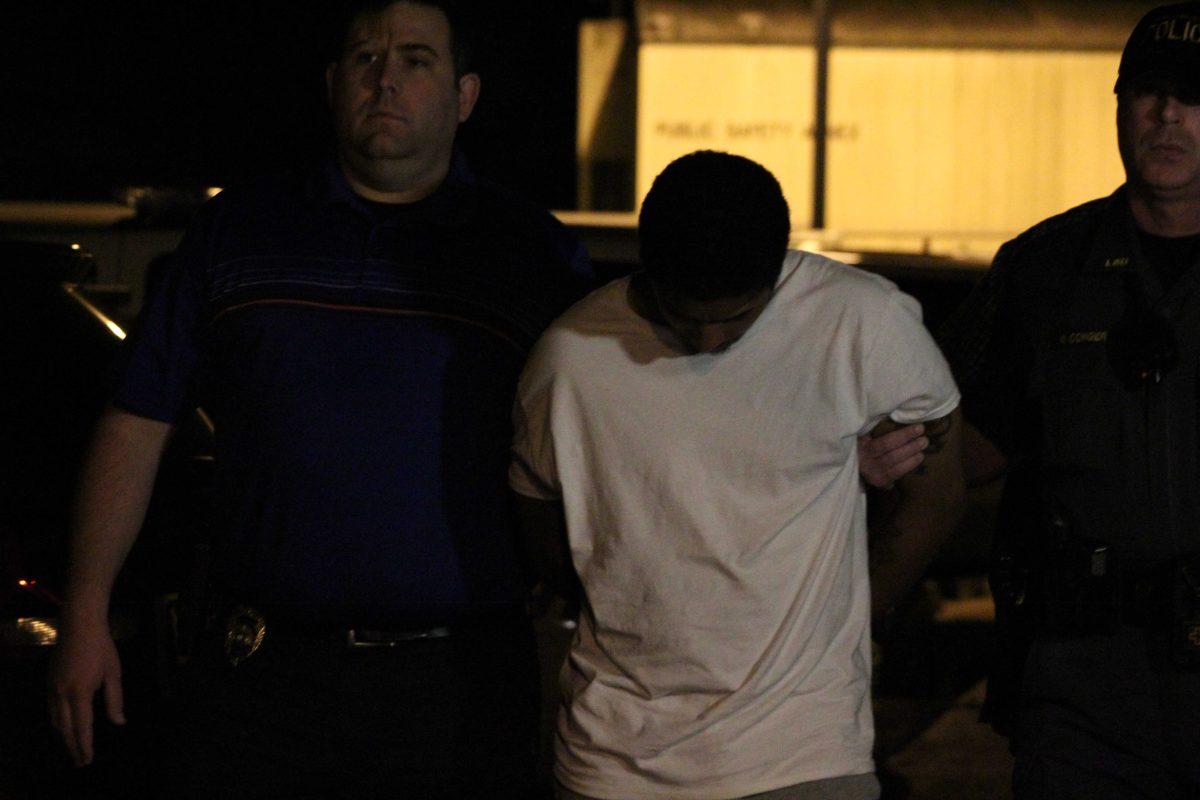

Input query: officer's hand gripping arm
[868,408,966,624]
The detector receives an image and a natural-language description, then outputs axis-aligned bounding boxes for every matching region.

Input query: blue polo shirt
[114,155,590,623]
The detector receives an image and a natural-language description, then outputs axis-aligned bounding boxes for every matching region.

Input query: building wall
[621,42,1125,259]
[827,48,1123,238]
[636,44,816,225]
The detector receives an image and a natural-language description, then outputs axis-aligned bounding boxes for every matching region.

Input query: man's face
[651,283,773,355]
[326,2,478,176]
[1117,76,1200,201]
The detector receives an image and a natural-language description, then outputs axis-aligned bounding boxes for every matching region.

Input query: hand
[48,622,125,767]
[858,422,928,489]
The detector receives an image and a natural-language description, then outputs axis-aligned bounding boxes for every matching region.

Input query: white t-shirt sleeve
[862,290,960,430]
[509,336,563,501]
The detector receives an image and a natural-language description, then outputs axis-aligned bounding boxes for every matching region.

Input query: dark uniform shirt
[942,186,1200,796]
[113,154,591,625]
[943,186,1200,560]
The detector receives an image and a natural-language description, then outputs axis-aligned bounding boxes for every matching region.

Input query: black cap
[1115,3,1200,93]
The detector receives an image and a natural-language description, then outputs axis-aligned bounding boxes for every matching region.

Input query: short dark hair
[326,0,476,78]
[638,151,790,301]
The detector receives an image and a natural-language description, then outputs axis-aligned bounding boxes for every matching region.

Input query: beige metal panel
[578,19,638,210]
[826,48,1125,237]
[635,0,1154,49]
[578,20,632,163]
[636,44,815,225]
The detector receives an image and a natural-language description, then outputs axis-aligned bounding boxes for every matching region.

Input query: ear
[457,72,481,123]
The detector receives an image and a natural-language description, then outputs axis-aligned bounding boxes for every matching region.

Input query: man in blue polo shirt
[48,1,589,795]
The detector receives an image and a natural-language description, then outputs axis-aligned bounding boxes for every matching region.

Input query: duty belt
[1039,543,1200,667]
[216,603,454,667]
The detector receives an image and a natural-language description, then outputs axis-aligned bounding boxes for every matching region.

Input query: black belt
[213,603,463,666]
[1040,548,1199,633]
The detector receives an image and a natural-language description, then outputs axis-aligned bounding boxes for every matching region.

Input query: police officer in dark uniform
[939,3,1200,797]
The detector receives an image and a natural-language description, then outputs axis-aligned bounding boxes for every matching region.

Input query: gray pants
[1012,628,1200,799]
[556,772,881,800]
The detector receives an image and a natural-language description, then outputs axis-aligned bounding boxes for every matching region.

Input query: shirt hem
[555,757,877,800]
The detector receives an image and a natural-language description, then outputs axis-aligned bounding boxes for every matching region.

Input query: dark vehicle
[1,240,212,798]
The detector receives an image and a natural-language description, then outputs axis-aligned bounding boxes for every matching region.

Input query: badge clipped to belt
[223,605,266,666]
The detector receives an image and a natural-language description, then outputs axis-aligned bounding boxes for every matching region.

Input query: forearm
[513,493,578,600]
[868,410,966,619]
[962,419,1008,486]
[869,481,965,618]
[61,406,173,629]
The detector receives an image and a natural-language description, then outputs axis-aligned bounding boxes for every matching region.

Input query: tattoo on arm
[868,413,954,561]
[911,413,954,474]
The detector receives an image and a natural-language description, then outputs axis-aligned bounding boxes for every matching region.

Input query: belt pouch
[1042,538,1121,636]
[1168,556,1200,668]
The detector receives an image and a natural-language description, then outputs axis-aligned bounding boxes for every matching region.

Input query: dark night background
[0,2,614,209]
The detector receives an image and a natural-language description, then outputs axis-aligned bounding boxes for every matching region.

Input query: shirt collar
[1082,185,1142,277]
[1080,185,1200,307]
[306,149,478,227]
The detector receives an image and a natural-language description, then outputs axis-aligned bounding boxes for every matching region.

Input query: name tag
[1059,331,1108,345]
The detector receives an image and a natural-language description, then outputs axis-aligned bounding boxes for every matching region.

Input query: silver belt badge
[223,605,266,666]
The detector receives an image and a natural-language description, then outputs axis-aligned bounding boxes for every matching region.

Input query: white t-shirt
[510,250,960,800]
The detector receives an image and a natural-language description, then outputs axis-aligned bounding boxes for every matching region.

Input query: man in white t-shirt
[510,151,965,800]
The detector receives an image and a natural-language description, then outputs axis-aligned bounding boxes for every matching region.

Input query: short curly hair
[638,151,790,301]
[326,0,476,78]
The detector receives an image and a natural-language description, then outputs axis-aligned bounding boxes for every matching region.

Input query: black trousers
[155,618,541,799]
[1012,626,1200,800]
